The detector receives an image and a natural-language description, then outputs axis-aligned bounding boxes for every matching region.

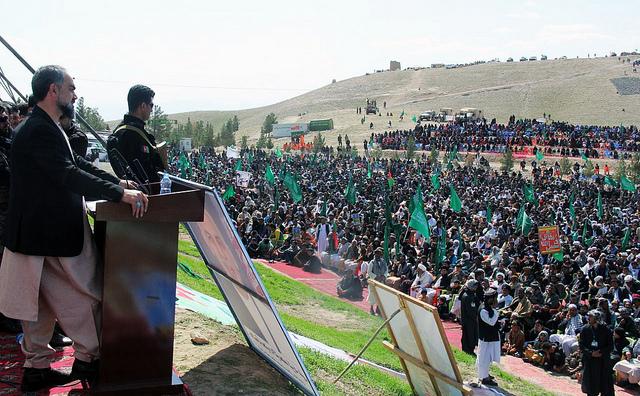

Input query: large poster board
[369,281,472,396]
[172,177,318,396]
[538,225,561,254]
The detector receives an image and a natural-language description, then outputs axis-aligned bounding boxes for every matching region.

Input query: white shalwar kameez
[476,308,501,379]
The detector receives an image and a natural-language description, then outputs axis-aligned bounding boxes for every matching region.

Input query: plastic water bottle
[160,173,172,194]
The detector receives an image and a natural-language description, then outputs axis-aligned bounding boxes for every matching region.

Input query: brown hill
[168,56,640,146]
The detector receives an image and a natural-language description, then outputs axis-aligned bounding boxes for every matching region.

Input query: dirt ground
[173,309,300,396]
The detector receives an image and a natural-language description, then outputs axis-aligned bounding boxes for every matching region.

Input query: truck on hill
[366,99,378,115]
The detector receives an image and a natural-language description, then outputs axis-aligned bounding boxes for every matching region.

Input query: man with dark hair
[59,108,88,158]
[108,84,165,183]
[0,65,148,392]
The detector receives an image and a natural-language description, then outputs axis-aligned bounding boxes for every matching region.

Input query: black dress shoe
[481,377,498,386]
[50,332,73,348]
[21,367,73,392]
[71,358,99,387]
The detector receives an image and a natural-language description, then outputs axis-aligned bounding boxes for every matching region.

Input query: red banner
[538,226,561,254]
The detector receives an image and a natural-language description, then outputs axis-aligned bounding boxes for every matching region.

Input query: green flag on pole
[581,151,588,161]
[535,149,544,161]
[344,175,356,205]
[604,176,619,188]
[283,173,303,203]
[569,191,576,223]
[409,184,423,215]
[367,162,372,179]
[622,227,631,251]
[222,184,235,201]
[582,221,594,246]
[408,204,430,240]
[597,190,603,220]
[265,164,275,186]
[516,205,525,229]
[320,200,328,217]
[486,203,492,223]
[552,251,564,262]
[234,159,242,171]
[523,183,536,205]
[411,115,417,123]
[621,175,637,192]
[449,185,462,212]
[431,173,441,191]
[383,225,390,263]
[275,147,283,159]
[435,232,447,268]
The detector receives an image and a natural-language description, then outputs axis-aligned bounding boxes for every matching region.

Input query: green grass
[175,237,555,396]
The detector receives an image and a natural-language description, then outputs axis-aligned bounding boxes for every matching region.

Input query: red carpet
[0,332,192,396]
[258,259,639,396]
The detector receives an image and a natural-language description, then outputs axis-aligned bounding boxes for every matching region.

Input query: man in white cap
[410,263,435,300]
[550,304,583,356]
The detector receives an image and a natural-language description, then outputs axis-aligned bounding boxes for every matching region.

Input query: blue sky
[1,0,638,119]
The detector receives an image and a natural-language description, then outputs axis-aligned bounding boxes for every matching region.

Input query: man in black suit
[0,65,148,392]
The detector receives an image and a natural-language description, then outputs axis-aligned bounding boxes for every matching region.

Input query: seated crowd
[168,143,640,389]
[365,116,640,159]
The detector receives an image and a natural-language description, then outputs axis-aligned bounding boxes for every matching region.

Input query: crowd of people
[169,143,640,392]
[366,117,640,159]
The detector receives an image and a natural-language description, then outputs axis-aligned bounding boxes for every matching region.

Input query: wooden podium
[89,183,204,395]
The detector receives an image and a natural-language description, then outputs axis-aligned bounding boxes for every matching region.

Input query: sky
[1,0,638,120]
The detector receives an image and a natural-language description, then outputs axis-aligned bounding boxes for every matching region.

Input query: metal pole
[0,34,107,147]
[333,308,402,383]
[0,70,27,102]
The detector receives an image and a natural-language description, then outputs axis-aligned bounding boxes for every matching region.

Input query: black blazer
[5,105,124,257]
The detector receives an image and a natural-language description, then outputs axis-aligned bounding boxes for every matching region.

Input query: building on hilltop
[390,60,401,71]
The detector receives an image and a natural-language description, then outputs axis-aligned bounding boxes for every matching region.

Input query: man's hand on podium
[121,189,149,218]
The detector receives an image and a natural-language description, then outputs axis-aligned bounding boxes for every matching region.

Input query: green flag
[622,227,631,251]
[409,184,423,215]
[435,231,447,268]
[597,190,603,220]
[581,151,588,161]
[516,205,525,229]
[535,149,544,161]
[408,203,430,240]
[621,175,637,192]
[552,251,564,262]
[411,115,417,123]
[283,173,303,203]
[367,162,372,179]
[569,191,576,223]
[234,159,242,171]
[582,221,594,246]
[521,209,533,235]
[486,203,492,223]
[523,183,536,205]
[265,164,275,186]
[275,147,283,159]
[431,173,441,191]
[320,200,327,217]
[604,176,619,188]
[449,185,462,212]
[457,227,466,255]
[247,151,254,165]
[383,225,390,263]
[344,175,356,205]
[222,184,235,201]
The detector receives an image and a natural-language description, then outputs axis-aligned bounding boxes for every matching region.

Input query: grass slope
[176,237,556,396]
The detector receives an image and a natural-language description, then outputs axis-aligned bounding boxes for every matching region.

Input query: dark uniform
[110,114,164,183]
[460,286,479,355]
[579,320,614,396]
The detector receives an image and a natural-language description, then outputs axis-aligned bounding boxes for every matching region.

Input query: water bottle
[160,173,172,194]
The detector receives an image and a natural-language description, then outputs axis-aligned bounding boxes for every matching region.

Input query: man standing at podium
[0,65,148,392]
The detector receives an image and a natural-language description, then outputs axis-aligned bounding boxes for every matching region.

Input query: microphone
[109,149,149,194]
[133,158,150,185]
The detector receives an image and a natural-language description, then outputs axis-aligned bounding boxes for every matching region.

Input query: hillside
[168,56,640,146]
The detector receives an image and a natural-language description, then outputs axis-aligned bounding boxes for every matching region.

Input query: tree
[583,160,594,178]
[560,156,571,176]
[256,130,267,149]
[501,147,514,172]
[615,158,628,180]
[147,105,174,142]
[75,97,106,132]
[262,113,278,134]
[240,135,248,150]
[629,154,640,182]
[313,132,325,153]
[266,135,274,149]
[218,116,238,147]
[406,135,416,160]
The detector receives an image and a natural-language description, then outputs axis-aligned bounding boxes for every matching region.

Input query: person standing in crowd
[367,247,388,315]
[109,85,165,183]
[59,106,88,158]
[477,288,500,386]
[579,310,614,396]
[0,65,148,392]
[460,279,479,355]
